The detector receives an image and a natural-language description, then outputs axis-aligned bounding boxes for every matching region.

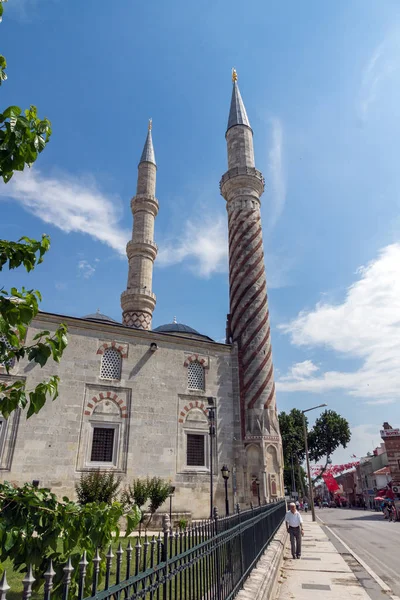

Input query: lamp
[302,403,327,521]
[255,477,261,506]
[207,397,216,518]
[221,465,230,515]
[169,485,175,524]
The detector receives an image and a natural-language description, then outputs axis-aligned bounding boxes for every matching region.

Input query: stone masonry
[121,120,158,330]
[220,70,284,501]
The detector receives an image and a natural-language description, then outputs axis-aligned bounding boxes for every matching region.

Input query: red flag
[322,472,340,492]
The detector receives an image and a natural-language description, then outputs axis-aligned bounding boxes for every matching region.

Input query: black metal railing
[0,500,286,600]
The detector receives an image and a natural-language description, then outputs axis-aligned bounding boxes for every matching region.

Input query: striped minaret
[220,71,283,498]
[121,120,158,330]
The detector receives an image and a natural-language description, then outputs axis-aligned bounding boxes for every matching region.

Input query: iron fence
[0,500,286,600]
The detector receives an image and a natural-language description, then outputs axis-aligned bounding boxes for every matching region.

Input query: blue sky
[1,0,400,462]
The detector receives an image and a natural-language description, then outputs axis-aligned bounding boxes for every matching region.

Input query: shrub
[0,481,141,598]
[178,518,188,530]
[147,477,171,529]
[75,470,122,505]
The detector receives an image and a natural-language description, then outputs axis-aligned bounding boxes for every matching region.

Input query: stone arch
[84,392,128,419]
[246,444,262,473]
[183,354,208,367]
[266,444,279,473]
[178,402,208,424]
[97,341,128,358]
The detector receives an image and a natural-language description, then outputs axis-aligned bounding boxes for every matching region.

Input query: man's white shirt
[285,510,303,528]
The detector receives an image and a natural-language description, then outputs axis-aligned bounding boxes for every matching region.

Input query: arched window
[100,348,122,380]
[187,361,204,391]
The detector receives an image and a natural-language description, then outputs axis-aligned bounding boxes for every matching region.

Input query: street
[317,507,400,598]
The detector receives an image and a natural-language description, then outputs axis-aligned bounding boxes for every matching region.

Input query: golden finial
[148,118,152,131]
[232,68,238,83]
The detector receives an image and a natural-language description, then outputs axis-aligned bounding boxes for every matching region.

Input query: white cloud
[280,360,319,381]
[0,169,130,255]
[77,260,96,279]
[266,117,286,229]
[359,32,400,120]
[157,216,228,278]
[277,244,400,401]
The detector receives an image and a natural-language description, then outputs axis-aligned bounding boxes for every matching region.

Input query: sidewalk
[275,514,371,599]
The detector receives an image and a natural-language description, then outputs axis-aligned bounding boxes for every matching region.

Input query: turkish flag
[323,472,340,492]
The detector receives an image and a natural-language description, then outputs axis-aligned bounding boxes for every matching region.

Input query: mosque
[0,72,284,517]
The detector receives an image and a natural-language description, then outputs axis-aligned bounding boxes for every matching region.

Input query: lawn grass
[1,536,156,600]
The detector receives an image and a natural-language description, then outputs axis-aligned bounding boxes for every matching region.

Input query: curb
[236,522,288,600]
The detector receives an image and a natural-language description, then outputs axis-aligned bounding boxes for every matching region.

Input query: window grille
[100,348,122,380]
[91,427,115,462]
[187,434,205,466]
[0,335,14,369]
[187,361,204,390]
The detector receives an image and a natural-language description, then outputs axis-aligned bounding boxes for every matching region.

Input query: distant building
[381,422,400,495]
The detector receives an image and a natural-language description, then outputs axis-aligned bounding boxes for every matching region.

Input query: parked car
[329,501,336,508]
[322,501,329,507]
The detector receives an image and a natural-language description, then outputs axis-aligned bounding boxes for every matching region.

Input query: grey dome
[153,322,213,341]
[82,312,119,325]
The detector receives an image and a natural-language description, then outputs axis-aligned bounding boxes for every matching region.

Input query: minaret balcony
[131,194,159,217]
[126,239,158,261]
[219,167,265,193]
[219,167,265,202]
[121,288,156,313]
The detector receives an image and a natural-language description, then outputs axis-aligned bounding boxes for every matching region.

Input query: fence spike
[0,571,10,600]
[105,544,114,590]
[126,541,133,581]
[22,565,35,600]
[91,549,101,596]
[44,560,56,600]
[62,558,74,600]
[78,552,89,600]
[116,542,123,585]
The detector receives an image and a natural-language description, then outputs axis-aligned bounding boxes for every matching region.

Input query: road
[317,507,400,598]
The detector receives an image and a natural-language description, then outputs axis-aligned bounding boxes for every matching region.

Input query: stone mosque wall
[0,312,236,518]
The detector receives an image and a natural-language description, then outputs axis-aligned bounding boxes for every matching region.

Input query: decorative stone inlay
[183,354,209,368]
[84,392,128,419]
[178,402,208,424]
[97,341,128,358]
[123,311,152,330]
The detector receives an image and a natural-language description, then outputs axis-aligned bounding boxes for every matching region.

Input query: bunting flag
[311,461,359,476]
[322,472,340,492]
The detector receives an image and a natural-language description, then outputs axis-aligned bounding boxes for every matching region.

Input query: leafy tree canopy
[279,408,351,485]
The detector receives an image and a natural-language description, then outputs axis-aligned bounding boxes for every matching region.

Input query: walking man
[285,502,304,559]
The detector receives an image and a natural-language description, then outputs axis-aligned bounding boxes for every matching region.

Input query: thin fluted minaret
[121,120,158,330]
[220,70,283,500]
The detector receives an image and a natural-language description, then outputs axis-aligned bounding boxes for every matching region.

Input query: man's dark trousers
[289,525,301,558]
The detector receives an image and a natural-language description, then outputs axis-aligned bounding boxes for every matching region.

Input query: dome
[153,322,213,341]
[82,312,119,325]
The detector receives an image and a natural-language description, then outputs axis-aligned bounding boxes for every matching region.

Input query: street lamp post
[207,397,216,519]
[302,403,327,522]
[255,478,261,507]
[291,454,297,499]
[169,486,176,526]
[221,465,230,516]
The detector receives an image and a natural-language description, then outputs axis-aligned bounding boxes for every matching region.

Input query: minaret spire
[121,121,158,330]
[227,69,251,131]
[139,119,156,166]
[220,72,284,502]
